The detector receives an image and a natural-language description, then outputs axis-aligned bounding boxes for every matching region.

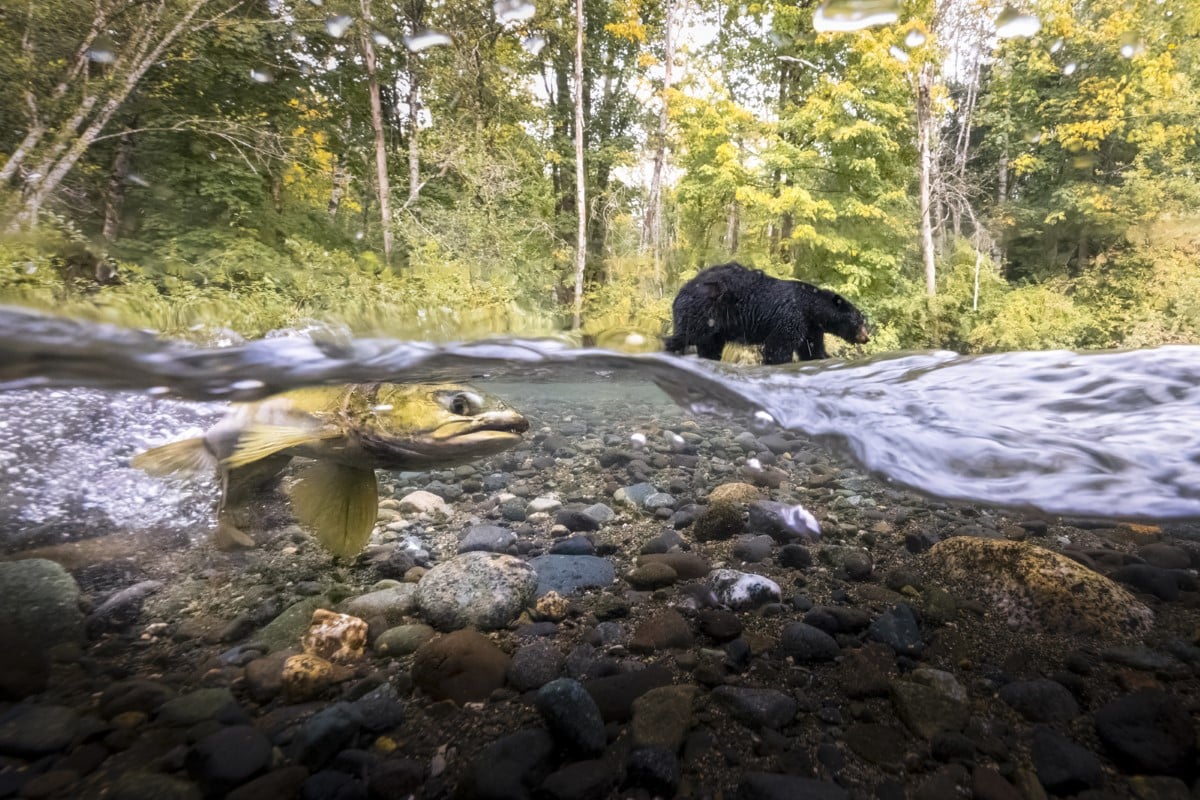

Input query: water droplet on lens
[1049,36,1064,53]
[372,30,392,46]
[494,0,537,24]
[404,30,452,52]
[630,432,647,448]
[1063,61,1077,75]
[889,45,910,62]
[326,14,353,38]
[1023,129,1042,144]
[88,35,117,64]
[1072,153,1096,169]
[995,5,1041,39]
[355,231,365,240]
[249,68,274,83]
[812,0,900,33]
[126,174,150,187]
[371,403,394,413]
[521,35,546,55]
[904,29,926,47]
[231,379,265,391]
[1118,32,1142,58]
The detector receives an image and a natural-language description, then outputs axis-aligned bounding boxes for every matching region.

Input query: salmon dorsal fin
[131,438,215,476]
[290,462,378,558]
[223,424,340,470]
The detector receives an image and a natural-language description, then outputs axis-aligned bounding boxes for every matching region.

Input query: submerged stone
[926,538,1153,637]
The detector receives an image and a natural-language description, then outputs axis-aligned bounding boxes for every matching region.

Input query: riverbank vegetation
[2,0,1198,352]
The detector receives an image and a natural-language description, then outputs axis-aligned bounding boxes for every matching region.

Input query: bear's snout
[855,325,871,344]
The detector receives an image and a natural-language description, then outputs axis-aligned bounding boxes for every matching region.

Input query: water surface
[1,305,1198,526]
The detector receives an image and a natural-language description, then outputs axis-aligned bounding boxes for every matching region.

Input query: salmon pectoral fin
[131,437,215,476]
[290,462,378,558]
[214,517,257,550]
[223,424,340,470]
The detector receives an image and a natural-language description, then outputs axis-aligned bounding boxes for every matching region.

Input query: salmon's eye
[442,391,483,416]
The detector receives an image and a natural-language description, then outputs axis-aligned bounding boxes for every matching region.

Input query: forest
[1,0,1198,354]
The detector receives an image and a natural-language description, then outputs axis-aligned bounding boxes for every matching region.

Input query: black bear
[663,262,870,364]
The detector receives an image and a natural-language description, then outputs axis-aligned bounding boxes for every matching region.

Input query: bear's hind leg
[695,336,726,360]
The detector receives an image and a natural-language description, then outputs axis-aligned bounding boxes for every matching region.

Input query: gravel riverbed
[1,382,1198,800]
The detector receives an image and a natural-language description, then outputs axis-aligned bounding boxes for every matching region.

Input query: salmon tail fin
[290,462,378,559]
[131,438,216,477]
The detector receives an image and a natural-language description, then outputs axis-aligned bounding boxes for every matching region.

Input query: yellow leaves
[1010,152,1040,177]
[604,0,647,43]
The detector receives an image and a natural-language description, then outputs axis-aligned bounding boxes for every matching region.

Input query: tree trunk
[997,145,1008,204]
[328,155,348,217]
[102,123,136,242]
[917,66,937,297]
[9,0,227,229]
[571,0,587,330]
[640,0,674,289]
[726,199,740,256]
[360,0,393,263]
[407,73,421,206]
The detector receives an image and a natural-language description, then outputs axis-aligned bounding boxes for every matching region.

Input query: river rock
[185,725,273,796]
[631,685,697,750]
[1092,690,1196,774]
[636,552,712,580]
[411,629,510,703]
[778,622,839,662]
[0,560,84,650]
[338,585,418,628]
[417,552,538,630]
[157,688,247,726]
[508,639,565,692]
[712,686,797,729]
[259,596,330,652]
[1030,726,1104,794]
[0,704,82,757]
[630,609,694,652]
[108,772,203,800]
[749,500,821,542]
[997,679,1079,723]
[535,678,606,757]
[736,773,848,800]
[926,537,1153,637]
[710,569,781,611]
[458,524,517,553]
[397,490,449,515]
[456,729,555,800]
[530,554,615,597]
[375,623,435,656]
[301,609,368,663]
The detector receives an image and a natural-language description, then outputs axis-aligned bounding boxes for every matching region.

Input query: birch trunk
[917,65,937,297]
[359,0,393,263]
[102,123,136,242]
[640,0,674,288]
[571,0,587,330]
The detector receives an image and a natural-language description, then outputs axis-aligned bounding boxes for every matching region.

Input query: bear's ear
[700,279,724,299]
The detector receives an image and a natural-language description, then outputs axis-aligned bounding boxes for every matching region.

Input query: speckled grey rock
[535,678,606,757]
[339,585,418,626]
[0,560,84,649]
[457,524,517,554]
[778,622,839,662]
[508,639,565,692]
[417,552,538,631]
[712,686,797,729]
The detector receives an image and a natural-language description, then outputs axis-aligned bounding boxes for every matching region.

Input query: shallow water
[1,305,1199,527]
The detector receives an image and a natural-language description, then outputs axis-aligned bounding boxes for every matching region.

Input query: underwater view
[0,311,1198,800]
[3,0,1200,796]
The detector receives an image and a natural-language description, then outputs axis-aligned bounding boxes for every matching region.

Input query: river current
[1,305,1198,540]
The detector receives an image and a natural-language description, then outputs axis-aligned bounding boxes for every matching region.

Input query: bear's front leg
[762,334,795,365]
[695,336,727,360]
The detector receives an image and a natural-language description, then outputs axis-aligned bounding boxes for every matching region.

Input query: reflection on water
[1,306,1199,521]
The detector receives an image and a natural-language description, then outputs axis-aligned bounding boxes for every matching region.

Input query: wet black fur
[663,262,870,364]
